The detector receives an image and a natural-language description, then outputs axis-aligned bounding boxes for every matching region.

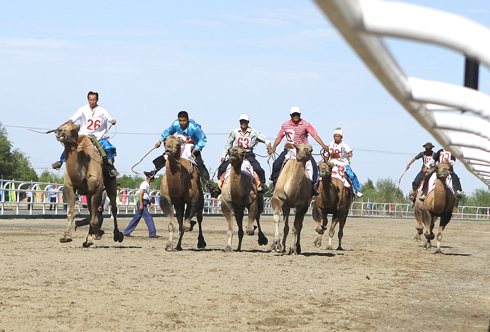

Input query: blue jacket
[160,119,207,151]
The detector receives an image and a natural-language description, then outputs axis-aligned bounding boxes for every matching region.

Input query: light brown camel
[312,160,353,250]
[271,144,313,255]
[55,122,124,247]
[159,136,206,251]
[220,146,268,252]
[419,160,455,253]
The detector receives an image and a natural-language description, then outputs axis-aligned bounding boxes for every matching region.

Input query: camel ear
[75,125,80,132]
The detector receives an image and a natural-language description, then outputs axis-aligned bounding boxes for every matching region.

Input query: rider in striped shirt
[270,106,329,195]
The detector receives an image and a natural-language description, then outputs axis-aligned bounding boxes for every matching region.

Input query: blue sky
[1,0,490,195]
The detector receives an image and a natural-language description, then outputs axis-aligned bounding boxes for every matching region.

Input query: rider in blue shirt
[144,111,219,195]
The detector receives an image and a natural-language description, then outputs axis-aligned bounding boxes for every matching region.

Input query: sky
[1,0,490,195]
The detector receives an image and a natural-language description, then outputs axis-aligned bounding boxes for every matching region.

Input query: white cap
[334,128,343,137]
[239,114,250,121]
[290,106,301,115]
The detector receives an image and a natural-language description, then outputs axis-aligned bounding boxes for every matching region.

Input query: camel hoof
[197,238,207,249]
[176,245,183,251]
[188,220,197,232]
[313,238,322,247]
[315,228,324,235]
[114,231,124,243]
[246,229,255,236]
[60,236,73,243]
[165,245,175,252]
[258,234,268,246]
[224,245,232,253]
[336,246,344,251]
[182,224,191,232]
[82,241,93,248]
[434,249,443,254]
[325,245,333,250]
[414,235,421,242]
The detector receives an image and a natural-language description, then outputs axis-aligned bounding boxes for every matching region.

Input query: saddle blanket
[318,165,351,188]
[284,149,314,181]
[426,172,454,196]
[222,160,254,184]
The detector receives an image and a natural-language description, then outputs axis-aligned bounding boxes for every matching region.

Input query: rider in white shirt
[51,91,118,177]
[328,128,363,198]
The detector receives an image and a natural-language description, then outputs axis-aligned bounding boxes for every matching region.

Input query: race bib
[86,116,103,132]
[439,151,451,163]
[237,136,250,149]
[285,129,295,143]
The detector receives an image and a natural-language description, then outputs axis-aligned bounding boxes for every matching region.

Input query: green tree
[361,178,407,203]
[39,170,64,185]
[0,123,38,181]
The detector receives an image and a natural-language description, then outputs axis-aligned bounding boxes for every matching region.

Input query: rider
[217,114,273,191]
[51,91,119,177]
[419,148,463,201]
[406,142,435,200]
[270,106,329,196]
[328,127,363,198]
[143,110,219,196]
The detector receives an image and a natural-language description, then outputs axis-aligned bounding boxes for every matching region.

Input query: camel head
[318,161,333,178]
[295,144,313,162]
[55,122,80,145]
[164,136,183,158]
[436,160,451,180]
[229,146,246,165]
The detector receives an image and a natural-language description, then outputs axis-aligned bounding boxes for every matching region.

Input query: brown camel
[55,122,124,247]
[159,136,206,251]
[220,146,268,252]
[312,160,353,250]
[419,160,455,253]
[271,144,313,254]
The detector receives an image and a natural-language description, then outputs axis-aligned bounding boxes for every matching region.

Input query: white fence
[313,0,490,189]
[1,179,490,220]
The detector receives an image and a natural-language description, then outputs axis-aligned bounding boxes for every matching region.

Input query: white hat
[334,128,343,136]
[239,114,250,121]
[290,106,301,115]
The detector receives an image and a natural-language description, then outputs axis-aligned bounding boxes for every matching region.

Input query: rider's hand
[155,141,162,149]
[220,158,225,163]
[267,146,273,155]
[111,119,117,125]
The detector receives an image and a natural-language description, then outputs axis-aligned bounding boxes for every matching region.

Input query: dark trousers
[270,149,318,184]
[152,151,210,182]
[123,201,156,237]
[27,197,32,210]
[49,197,56,211]
[218,152,266,184]
[412,170,425,191]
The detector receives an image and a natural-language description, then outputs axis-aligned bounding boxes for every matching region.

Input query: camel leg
[83,194,97,248]
[312,206,327,248]
[160,196,176,251]
[326,212,340,250]
[246,203,257,237]
[421,209,434,250]
[174,204,186,251]
[105,177,123,243]
[255,215,268,246]
[336,212,348,251]
[271,197,283,252]
[281,207,290,254]
[60,185,75,243]
[221,200,235,252]
[195,210,206,249]
[183,200,199,232]
[235,209,245,252]
[289,205,306,255]
[434,211,452,254]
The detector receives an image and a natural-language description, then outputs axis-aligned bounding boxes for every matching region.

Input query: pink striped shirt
[276,119,317,145]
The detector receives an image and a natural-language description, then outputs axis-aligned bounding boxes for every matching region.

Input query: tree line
[1,123,488,206]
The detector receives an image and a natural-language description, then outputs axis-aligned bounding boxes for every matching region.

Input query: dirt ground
[0,215,489,332]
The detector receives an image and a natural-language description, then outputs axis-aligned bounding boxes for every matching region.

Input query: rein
[131,147,157,174]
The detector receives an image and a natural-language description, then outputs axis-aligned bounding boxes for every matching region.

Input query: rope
[131,147,157,174]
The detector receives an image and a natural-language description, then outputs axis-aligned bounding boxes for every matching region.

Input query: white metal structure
[314,0,490,188]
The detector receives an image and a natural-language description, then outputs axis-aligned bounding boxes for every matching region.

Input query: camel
[159,135,206,251]
[220,146,268,252]
[271,144,313,254]
[55,122,124,247]
[418,160,455,253]
[312,160,353,250]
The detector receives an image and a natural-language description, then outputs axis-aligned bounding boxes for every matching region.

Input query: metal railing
[1,179,489,220]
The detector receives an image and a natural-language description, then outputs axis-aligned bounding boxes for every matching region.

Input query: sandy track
[0,216,489,331]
